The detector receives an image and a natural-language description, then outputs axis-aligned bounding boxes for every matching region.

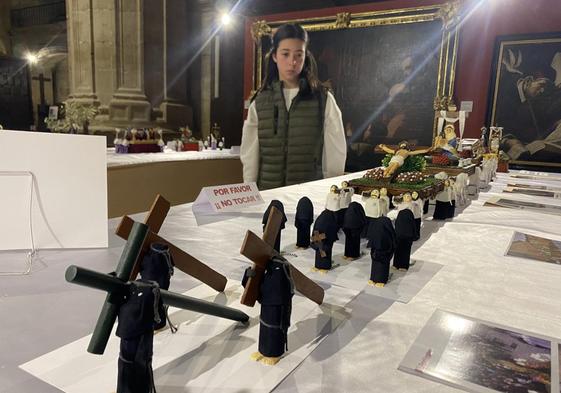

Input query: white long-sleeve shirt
[240,88,347,183]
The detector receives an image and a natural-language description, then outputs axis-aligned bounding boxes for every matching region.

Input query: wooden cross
[311,230,327,258]
[32,73,51,106]
[239,206,324,307]
[115,194,227,292]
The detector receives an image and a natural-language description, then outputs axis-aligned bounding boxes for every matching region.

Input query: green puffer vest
[255,80,326,190]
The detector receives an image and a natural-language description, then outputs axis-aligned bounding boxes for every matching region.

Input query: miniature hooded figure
[343,202,367,260]
[263,200,287,252]
[393,193,416,271]
[254,255,294,363]
[294,197,314,249]
[311,210,339,270]
[140,243,175,330]
[367,216,396,287]
[116,280,161,393]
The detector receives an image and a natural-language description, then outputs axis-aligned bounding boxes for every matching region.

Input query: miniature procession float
[347,140,445,200]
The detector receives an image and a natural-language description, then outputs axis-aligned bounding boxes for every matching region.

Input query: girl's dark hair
[256,23,325,98]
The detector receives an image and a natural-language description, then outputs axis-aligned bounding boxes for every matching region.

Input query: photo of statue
[489,33,561,166]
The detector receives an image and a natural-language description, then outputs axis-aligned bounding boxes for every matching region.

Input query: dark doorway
[0,57,33,130]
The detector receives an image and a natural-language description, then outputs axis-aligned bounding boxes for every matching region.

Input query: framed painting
[250,3,461,170]
[488,32,561,168]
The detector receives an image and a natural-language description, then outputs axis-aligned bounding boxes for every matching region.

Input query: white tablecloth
[3,169,561,393]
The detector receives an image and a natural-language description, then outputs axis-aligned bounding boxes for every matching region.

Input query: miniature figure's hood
[295,197,314,225]
[343,202,367,229]
[367,216,395,252]
[313,210,339,242]
[395,209,416,239]
[263,199,287,228]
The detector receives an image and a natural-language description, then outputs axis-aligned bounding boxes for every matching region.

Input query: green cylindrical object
[161,291,249,323]
[87,221,148,354]
[65,265,126,294]
[67,265,250,324]
[66,265,249,322]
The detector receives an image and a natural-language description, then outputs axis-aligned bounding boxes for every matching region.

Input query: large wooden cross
[115,194,227,292]
[239,206,324,307]
[311,230,327,258]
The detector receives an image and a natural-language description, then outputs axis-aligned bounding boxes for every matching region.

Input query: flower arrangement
[44,101,98,134]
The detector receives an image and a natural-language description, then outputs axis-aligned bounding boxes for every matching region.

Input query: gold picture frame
[249,2,461,170]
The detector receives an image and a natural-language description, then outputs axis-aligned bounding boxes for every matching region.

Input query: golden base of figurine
[296,246,308,250]
[368,280,385,288]
[342,255,356,261]
[250,351,281,365]
[312,267,329,274]
[391,266,408,272]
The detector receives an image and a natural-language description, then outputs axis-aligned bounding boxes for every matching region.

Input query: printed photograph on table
[506,231,561,265]
[510,174,561,182]
[503,187,561,198]
[484,196,561,216]
[488,32,561,168]
[399,310,552,393]
[508,183,561,192]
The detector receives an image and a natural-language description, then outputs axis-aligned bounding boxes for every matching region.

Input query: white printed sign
[192,182,263,225]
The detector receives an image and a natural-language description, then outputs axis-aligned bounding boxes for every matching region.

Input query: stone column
[66,0,98,104]
[108,0,151,124]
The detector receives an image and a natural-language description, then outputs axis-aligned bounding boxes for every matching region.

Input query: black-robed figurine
[343,202,366,260]
[311,210,339,271]
[294,197,314,249]
[393,195,416,271]
[367,216,396,287]
[252,255,294,364]
[116,280,161,393]
[263,200,287,252]
[140,243,175,330]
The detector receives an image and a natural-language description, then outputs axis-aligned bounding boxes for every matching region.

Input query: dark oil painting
[260,20,443,171]
[489,32,561,167]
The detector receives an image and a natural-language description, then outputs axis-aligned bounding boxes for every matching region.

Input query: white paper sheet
[282,240,442,303]
[20,281,358,393]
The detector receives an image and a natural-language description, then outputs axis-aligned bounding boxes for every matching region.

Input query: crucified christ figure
[378,141,434,178]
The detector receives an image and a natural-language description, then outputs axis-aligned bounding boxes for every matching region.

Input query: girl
[240,23,347,190]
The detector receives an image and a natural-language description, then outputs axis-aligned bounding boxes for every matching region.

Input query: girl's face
[273,38,306,87]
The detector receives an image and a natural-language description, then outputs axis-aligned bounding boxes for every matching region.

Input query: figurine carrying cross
[66,220,248,356]
[115,194,227,292]
[65,219,249,392]
[311,230,327,258]
[239,206,324,365]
